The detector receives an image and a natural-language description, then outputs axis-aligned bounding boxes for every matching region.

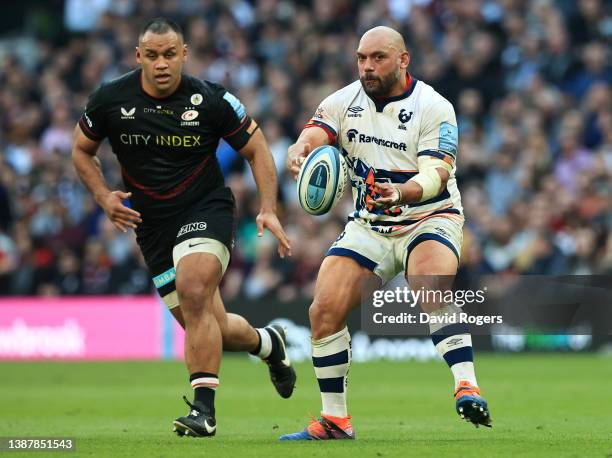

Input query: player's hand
[256,210,292,258]
[287,142,311,180]
[98,191,142,233]
[373,183,403,209]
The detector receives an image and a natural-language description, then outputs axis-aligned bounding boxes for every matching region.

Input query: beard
[360,68,401,97]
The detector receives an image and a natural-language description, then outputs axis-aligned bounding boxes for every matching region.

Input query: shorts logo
[121,107,136,119]
[191,93,203,105]
[177,222,207,237]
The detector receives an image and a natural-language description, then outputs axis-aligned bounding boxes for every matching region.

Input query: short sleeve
[78,84,108,141]
[304,92,343,143]
[213,89,257,151]
[416,100,458,163]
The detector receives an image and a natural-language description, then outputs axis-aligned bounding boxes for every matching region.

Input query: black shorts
[136,186,236,300]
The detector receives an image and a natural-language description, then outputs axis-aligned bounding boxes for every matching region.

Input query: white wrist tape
[410,155,453,202]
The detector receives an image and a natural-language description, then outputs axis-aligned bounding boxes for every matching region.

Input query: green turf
[1,354,611,457]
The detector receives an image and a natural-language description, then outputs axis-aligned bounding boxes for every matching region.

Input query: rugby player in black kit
[72,18,295,437]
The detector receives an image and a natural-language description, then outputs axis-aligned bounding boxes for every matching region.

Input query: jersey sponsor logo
[439,122,458,157]
[346,129,407,151]
[347,106,363,117]
[223,91,246,121]
[177,222,207,237]
[84,113,93,128]
[119,133,202,147]
[143,107,174,115]
[152,267,176,288]
[120,134,151,145]
[155,135,201,147]
[191,93,203,105]
[120,107,136,119]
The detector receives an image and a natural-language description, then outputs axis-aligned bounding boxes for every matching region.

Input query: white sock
[429,304,477,389]
[312,327,351,418]
[254,328,272,359]
[450,362,478,388]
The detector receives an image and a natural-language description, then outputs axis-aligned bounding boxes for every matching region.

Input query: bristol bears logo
[398,109,413,123]
[398,109,413,130]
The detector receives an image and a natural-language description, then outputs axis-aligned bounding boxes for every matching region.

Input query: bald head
[359,26,407,54]
[357,26,410,98]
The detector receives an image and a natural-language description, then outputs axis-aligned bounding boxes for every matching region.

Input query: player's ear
[135,46,142,64]
[400,51,410,70]
[182,44,188,61]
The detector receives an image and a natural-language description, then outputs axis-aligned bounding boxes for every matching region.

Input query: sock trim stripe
[314,363,350,379]
[189,372,217,381]
[317,377,345,393]
[431,323,470,345]
[191,377,219,389]
[443,346,474,367]
[312,349,349,367]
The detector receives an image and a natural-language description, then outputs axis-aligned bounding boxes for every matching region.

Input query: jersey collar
[369,73,417,113]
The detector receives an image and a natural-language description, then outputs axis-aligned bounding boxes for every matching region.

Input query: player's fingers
[114,191,132,200]
[112,220,129,233]
[113,215,138,229]
[264,219,292,255]
[117,206,142,220]
[256,215,264,237]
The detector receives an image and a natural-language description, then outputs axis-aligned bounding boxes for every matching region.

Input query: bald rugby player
[281,26,491,440]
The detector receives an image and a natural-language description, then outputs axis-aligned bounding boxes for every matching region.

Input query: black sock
[189,372,217,416]
[249,330,262,356]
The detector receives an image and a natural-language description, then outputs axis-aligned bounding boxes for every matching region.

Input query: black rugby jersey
[78,69,255,225]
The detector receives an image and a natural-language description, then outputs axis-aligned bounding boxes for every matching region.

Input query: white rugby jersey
[306,75,463,236]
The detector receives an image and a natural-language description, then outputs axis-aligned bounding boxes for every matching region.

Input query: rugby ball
[297,145,348,215]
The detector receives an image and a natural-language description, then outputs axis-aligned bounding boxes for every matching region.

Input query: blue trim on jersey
[313,350,350,367]
[431,323,471,345]
[371,77,418,113]
[223,91,246,120]
[326,247,377,272]
[439,122,458,157]
[309,120,338,137]
[349,208,461,226]
[417,149,455,161]
[409,189,452,207]
[317,376,345,393]
[406,233,460,262]
[375,169,418,183]
[153,267,176,289]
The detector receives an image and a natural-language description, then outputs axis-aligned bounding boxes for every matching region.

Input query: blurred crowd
[0,0,610,300]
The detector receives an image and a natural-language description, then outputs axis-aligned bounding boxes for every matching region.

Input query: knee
[309,297,344,339]
[175,276,215,314]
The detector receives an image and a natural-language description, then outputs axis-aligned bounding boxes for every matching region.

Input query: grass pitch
[1,354,611,457]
